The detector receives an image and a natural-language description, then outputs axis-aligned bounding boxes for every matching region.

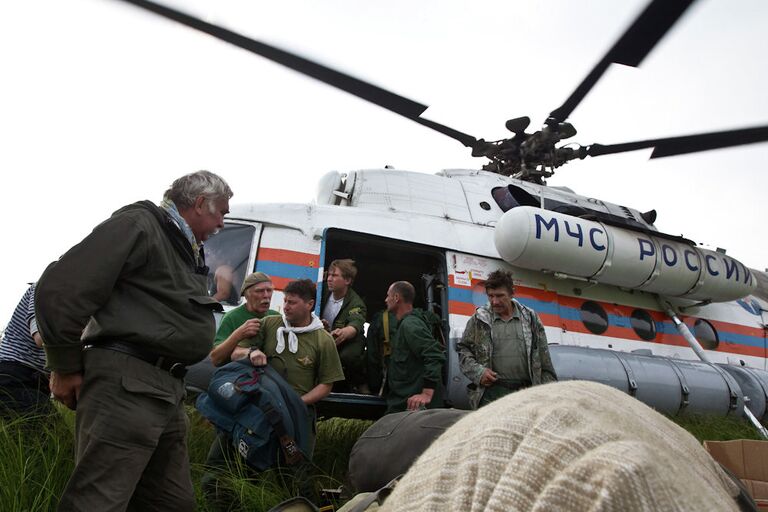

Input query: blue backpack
[196,359,311,471]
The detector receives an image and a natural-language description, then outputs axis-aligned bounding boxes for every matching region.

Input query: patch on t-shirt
[297,356,314,367]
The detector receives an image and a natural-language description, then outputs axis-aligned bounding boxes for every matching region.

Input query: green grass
[0,406,371,512]
[188,411,372,511]
[0,406,762,511]
[314,418,374,483]
[668,412,764,443]
[0,409,74,512]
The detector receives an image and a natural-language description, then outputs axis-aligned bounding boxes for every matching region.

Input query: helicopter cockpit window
[205,223,256,306]
[693,319,719,350]
[580,301,609,335]
[491,185,540,212]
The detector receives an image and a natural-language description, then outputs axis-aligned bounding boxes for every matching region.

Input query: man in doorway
[320,259,367,392]
[35,170,232,510]
[209,271,279,366]
[384,281,445,413]
[457,269,557,409]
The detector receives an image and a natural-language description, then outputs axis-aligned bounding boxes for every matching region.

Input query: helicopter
[3,1,767,422]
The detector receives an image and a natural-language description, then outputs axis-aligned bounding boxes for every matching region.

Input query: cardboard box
[704,439,768,510]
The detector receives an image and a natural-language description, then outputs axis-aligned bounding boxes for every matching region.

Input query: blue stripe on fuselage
[255,260,318,281]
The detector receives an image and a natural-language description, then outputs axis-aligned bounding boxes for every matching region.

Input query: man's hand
[301,383,333,405]
[229,346,250,361]
[248,348,267,366]
[407,388,434,411]
[479,368,498,387]
[233,318,261,341]
[50,371,83,410]
[321,319,331,331]
[210,319,262,366]
[331,326,357,346]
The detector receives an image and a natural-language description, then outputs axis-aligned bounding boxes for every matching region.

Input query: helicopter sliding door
[319,229,448,326]
[316,228,447,415]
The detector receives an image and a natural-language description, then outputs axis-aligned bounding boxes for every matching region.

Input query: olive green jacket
[386,309,445,413]
[321,287,367,341]
[36,201,221,373]
[457,301,557,409]
[321,287,367,378]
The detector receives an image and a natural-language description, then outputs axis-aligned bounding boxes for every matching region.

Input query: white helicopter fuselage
[212,168,767,411]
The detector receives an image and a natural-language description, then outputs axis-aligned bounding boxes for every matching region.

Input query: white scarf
[276,312,324,354]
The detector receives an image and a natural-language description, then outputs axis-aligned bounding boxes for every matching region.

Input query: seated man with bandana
[202,279,343,502]
[246,278,344,457]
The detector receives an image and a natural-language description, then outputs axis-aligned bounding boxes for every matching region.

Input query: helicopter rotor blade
[548,0,696,125]
[116,0,478,148]
[586,125,768,159]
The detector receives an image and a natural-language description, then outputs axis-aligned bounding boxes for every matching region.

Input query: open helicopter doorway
[317,228,449,419]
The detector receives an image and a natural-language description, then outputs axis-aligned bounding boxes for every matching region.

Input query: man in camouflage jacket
[457,270,556,409]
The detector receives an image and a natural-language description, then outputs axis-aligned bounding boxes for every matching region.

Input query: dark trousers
[338,338,366,388]
[0,360,51,416]
[58,348,194,512]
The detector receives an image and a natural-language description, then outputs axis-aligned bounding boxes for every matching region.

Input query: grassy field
[0,406,762,511]
[0,406,372,512]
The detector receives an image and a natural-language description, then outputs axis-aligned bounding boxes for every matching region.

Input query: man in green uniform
[383,281,445,414]
[209,271,279,366]
[457,269,557,409]
[36,170,232,511]
[320,259,367,392]
[246,279,345,457]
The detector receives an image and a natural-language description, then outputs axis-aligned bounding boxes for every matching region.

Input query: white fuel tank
[494,206,756,302]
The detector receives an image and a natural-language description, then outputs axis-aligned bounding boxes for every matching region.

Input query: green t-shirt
[213,304,279,345]
[248,316,345,396]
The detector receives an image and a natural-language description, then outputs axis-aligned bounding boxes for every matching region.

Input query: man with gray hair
[36,170,232,510]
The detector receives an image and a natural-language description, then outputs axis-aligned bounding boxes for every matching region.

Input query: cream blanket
[381,380,740,511]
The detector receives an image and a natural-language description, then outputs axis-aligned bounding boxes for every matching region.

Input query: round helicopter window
[693,319,719,350]
[630,309,656,341]
[580,301,609,335]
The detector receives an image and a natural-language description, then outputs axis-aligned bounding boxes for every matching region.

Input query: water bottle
[218,381,236,399]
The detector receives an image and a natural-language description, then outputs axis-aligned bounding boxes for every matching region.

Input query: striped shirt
[0,284,47,374]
